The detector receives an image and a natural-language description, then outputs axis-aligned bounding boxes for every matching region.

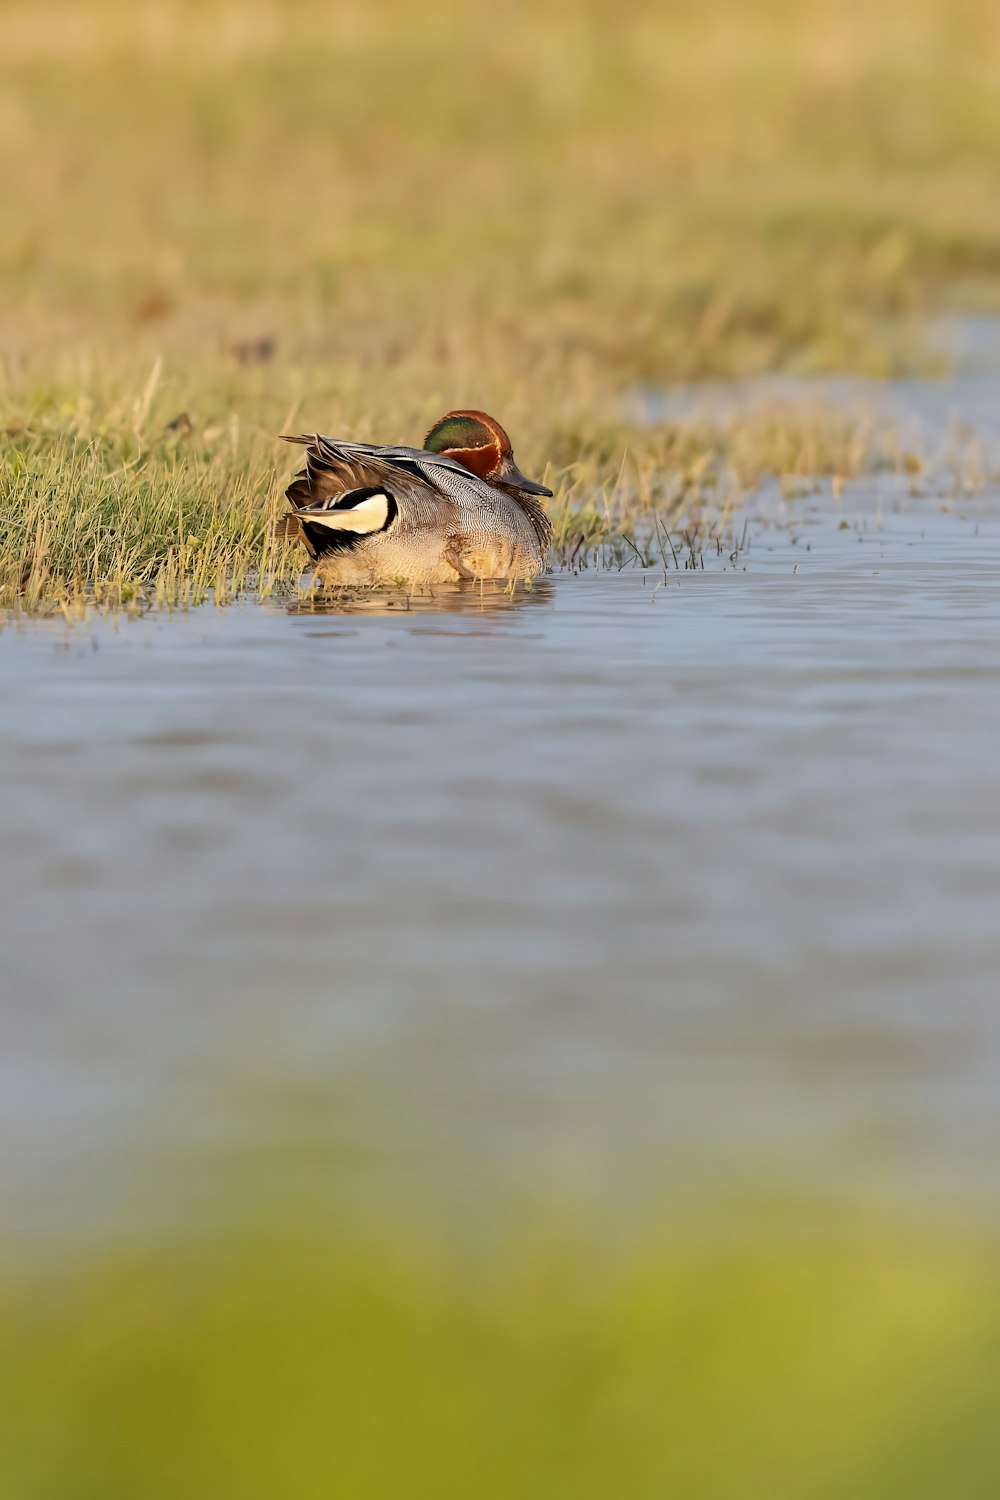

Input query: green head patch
[424,413,497,456]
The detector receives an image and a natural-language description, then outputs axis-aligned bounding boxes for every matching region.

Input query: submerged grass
[6,0,1000,608]
[4,1217,1000,1499]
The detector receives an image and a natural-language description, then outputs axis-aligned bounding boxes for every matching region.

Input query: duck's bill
[500,457,553,497]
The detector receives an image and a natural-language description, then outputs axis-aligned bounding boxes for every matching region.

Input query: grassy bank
[5,0,1000,609]
[3,1217,1000,1498]
[4,358,996,612]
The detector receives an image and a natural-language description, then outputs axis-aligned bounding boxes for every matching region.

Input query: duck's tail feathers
[276,436,318,543]
[273,513,304,542]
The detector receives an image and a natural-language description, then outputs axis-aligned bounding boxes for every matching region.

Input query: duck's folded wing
[282,434,456,530]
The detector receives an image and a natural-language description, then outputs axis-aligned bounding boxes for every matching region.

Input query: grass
[6,0,1000,610]
[3,362,995,611]
[3,1214,1000,1499]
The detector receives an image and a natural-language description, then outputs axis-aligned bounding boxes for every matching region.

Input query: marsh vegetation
[6,0,1000,609]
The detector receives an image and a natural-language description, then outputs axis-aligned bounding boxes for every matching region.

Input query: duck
[281,410,553,585]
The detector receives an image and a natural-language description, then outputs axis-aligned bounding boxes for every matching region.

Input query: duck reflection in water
[287,575,557,619]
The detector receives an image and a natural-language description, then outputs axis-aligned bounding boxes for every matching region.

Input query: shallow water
[638,314,1000,447]
[3,485,1000,1245]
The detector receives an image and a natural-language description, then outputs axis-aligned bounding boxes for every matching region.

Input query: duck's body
[282,411,553,586]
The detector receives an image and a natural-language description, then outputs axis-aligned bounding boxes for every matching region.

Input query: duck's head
[424,410,553,499]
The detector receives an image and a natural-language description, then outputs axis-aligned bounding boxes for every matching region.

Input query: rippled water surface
[4,484,1000,1241]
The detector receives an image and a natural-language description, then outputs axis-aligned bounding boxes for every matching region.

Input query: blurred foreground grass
[4,1219,1000,1499]
[5,0,1000,607]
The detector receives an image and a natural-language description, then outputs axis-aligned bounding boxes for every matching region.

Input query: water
[636,316,1000,444]
[3,482,1000,1245]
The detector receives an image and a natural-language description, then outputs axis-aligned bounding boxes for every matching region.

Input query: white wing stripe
[302,493,391,534]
